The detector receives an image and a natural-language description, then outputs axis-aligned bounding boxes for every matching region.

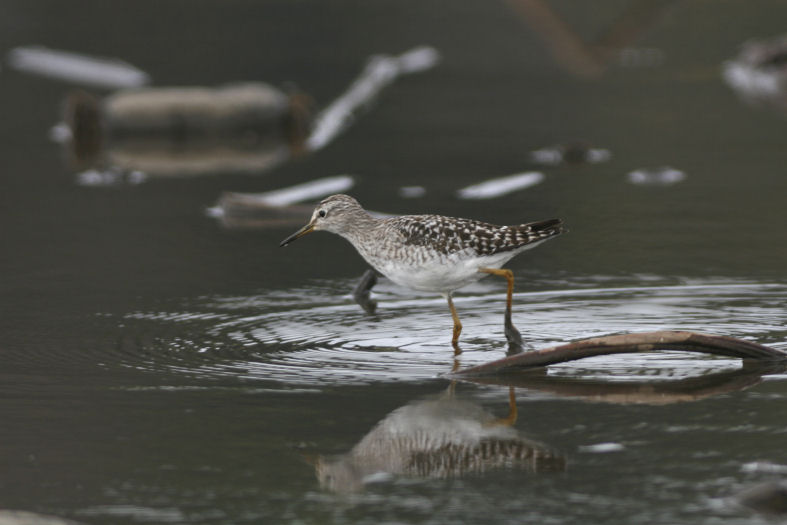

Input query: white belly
[366,248,518,294]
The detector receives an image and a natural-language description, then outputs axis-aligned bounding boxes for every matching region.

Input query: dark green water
[1,2,786,523]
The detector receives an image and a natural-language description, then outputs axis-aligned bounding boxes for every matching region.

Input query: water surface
[1,1,786,524]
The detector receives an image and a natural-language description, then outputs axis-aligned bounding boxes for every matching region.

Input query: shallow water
[120,279,787,385]
[2,1,787,524]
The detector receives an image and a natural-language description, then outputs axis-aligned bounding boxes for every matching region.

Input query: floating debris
[723,34,787,113]
[578,442,625,453]
[58,46,438,182]
[62,83,311,178]
[306,46,440,151]
[208,201,315,230]
[741,461,787,474]
[457,172,545,199]
[452,331,787,376]
[0,509,85,525]
[506,0,674,79]
[626,166,685,186]
[48,122,72,143]
[456,363,777,405]
[734,481,787,515]
[102,83,304,141]
[529,142,612,166]
[223,175,354,209]
[399,186,426,198]
[6,46,150,89]
[210,175,355,228]
[76,168,147,187]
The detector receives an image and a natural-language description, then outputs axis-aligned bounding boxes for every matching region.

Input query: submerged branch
[452,331,787,377]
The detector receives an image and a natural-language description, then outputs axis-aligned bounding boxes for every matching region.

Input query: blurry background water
[1,1,786,524]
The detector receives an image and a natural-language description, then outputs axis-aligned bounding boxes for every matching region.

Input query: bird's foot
[352,269,378,315]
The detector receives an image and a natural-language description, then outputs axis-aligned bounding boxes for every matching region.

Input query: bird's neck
[337,213,384,252]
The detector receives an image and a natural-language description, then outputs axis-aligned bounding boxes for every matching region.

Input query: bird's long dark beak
[280,222,315,247]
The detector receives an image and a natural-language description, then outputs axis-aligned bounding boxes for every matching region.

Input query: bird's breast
[361,246,512,293]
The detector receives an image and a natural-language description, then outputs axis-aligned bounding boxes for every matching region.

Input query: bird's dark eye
[318,209,327,218]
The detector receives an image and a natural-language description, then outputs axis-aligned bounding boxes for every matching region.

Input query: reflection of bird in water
[280,194,564,351]
[314,387,564,493]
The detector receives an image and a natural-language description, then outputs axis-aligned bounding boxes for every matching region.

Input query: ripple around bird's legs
[116,280,787,386]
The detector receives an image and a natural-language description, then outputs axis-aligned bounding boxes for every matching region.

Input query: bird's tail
[523,218,565,239]
[500,218,564,252]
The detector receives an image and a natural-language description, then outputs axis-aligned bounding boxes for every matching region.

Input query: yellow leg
[446,378,457,396]
[479,267,515,314]
[487,387,518,427]
[446,294,463,354]
[505,386,518,425]
[478,267,524,349]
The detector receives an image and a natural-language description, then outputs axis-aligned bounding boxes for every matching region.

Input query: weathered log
[455,361,785,404]
[453,331,787,377]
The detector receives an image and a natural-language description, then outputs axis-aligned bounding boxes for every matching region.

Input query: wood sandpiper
[280,194,564,351]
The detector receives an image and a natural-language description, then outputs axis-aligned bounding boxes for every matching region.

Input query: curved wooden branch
[456,362,786,404]
[453,331,787,377]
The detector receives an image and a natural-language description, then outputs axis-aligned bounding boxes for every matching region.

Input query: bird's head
[279,194,364,246]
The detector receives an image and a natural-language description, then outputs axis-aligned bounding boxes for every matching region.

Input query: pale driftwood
[453,331,787,377]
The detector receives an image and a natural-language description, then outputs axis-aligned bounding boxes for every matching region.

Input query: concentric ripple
[119,280,787,385]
